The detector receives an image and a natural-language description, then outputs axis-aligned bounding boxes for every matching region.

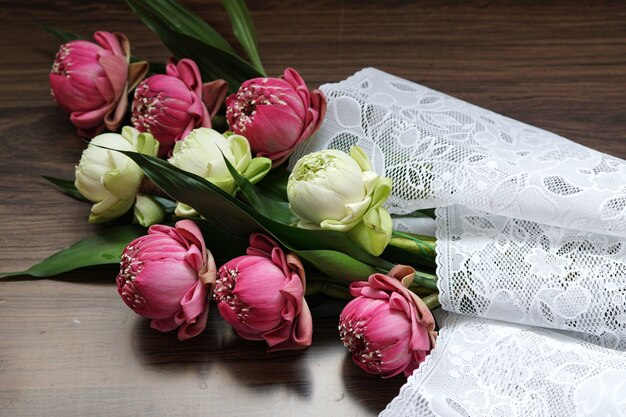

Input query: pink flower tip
[213,233,313,351]
[339,265,437,377]
[131,58,227,157]
[49,31,148,138]
[116,219,216,341]
[225,68,327,167]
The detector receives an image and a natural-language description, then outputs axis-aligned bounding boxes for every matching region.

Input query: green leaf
[390,210,434,220]
[126,0,262,91]
[294,249,378,282]
[193,219,248,263]
[2,225,145,278]
[43,176,89,202]
[44,26,83,42]
[256,165,290,202]
[221,153,296,224]
[116,149,394,271]
[222,0,266,76]
[124,151,261,237]
[222,153,269,216]
[153,196,177,215]
[126,0,234,53]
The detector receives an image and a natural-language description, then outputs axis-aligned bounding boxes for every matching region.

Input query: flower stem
[389,230,437,265]
[412,270,438,290]
[422,293,440,310]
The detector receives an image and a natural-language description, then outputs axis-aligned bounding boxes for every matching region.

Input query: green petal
[347,206,393,256]
[242,157,272,184]
[136,131,160,156]
[174,202,199,217]
[133,194,165,227]
[89,197,135,224]
[370,176,393,209]
[228,134,252,172]
[209,176,237,195]
[349,145,373,172]
[102,164,142,199]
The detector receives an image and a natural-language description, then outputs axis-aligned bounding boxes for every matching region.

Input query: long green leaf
[43,176,88,202]
[256,165,290,202]
[382,243,437,270]
[126,0,234,53]
[124,151,260,238]
[222,0,265,75]
[126,0,262,90]
[222,154,270,217]
[117,150,394,271]
[193,219,249,263]
[44,26,83,42]
[295,249,378,282]
[222,154,296,224]
[2,225,145,278]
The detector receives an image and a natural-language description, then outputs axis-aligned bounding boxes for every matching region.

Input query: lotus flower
[116,220,216,341]
[74,126,159,224]
[131,58,227,156]
[225,68,326,166]
[339,266,437,377]
[288,146,393,255]
[49,31,148,138]
[213,233,312,351]
[168,128,271,216]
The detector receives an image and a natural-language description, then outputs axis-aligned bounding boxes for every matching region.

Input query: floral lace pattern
[291,68,626,238]
[436,205,626,350]
[291,68,626,416]
[381,312,626,417]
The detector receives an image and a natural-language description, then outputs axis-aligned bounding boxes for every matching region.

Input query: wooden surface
[1,1,626,416]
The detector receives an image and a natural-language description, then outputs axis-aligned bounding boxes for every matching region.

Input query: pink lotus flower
[131,58,227,157]
[214,233,312,351]
[116,219,216,341]
[49,31,148,138]
[339,265,437,377]
[225,68,326,166]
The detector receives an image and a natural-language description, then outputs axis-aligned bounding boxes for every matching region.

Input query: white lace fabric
[291,68,626,416]
[436,205,626,351]
[381,313,626,417]
[291,68,626,239]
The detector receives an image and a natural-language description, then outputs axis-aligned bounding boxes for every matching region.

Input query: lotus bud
[226,68,326,167]
[168,128,271,216]
[339,266,437,377]
[214,233,313,351]
[287,146,393,255]
[116,220,216,341]
[49,31,148,138]
[131,58,227,156]
[74,126,159,223]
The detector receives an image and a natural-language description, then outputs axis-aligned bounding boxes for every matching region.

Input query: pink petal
[70,105,111,131]
[178,307,209,341]
[98,54,128,101]
[94,31,125,57]
[250,104,305,155]
[202,79,228,119]
[174,59,204,97]
[180,280,208,323]
[151,312,184,332]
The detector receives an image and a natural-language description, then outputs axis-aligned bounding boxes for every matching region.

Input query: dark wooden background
[1,1,625,416]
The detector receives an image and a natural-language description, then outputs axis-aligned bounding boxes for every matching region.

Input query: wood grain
[0,0,625,416]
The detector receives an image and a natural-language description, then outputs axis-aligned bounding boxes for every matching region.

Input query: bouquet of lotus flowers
[7,0,626,415]
[7,0,442,380]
